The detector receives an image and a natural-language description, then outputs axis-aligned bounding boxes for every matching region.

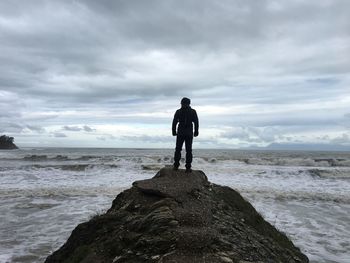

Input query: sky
[0,0,349,149]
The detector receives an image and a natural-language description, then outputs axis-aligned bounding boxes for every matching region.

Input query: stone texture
[45,168,309,263]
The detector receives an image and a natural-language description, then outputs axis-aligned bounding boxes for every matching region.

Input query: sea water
[0,148,349,263]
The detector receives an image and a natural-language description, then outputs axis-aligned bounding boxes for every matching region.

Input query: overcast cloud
[0,0,349,148]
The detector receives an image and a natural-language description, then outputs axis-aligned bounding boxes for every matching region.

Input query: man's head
[181,97,191,106]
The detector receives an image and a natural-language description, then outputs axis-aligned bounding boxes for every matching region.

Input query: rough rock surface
[46,167,309,263]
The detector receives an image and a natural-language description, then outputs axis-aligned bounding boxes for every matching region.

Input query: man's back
[172,106,199,137]
[172,97,199,172]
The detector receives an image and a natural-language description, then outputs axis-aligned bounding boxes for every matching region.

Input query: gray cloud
[63,126,82,132]
[0,123,45,134]
[0,0,349,147]
[96,134,117,141]
[221,127,252,141]
[121,135,171,143]
[331,133,350,145]
[83,125,95,132]
[0,123,24,133]
[62,125,95,132]
[25,125,46,133]
[221,126,279,144]
[1,1,348,101]
[53,132,67,138]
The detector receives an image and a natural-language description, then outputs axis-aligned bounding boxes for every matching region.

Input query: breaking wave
[30,164,119,171]
[0,164,119,172]
[141,164,164,171]
[22,154,101,161]
[308,168,350,179]
[1,148,349,263]
[0,186,126,198]
[238,157,350,167]
[240,188,350,204]
[1,153,350,168]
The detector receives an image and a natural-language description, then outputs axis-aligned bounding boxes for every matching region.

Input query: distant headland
[0,135,18,149]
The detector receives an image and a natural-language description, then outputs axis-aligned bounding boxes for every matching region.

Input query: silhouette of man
[172,97,199,172]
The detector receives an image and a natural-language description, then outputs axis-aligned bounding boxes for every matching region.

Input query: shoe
[185,168,192,173]
[173,165,179,171]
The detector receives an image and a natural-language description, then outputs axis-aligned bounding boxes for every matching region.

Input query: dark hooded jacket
[172,105,199,137]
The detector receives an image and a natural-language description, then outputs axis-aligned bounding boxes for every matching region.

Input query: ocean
[0,148,349,263]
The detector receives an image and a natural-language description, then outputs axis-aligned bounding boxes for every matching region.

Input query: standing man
[172,97,199,172]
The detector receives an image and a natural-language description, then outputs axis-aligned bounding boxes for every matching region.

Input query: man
[172,97,199,172]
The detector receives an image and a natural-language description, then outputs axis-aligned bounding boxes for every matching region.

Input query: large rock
[46,168,309,263]
[0,135,18,149]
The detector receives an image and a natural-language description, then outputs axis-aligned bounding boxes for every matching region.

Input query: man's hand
[172,131,177,136]
[194,131,199,137]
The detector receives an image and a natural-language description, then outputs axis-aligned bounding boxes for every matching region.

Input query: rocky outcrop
[46,168,309,263]
[0,135,18,149]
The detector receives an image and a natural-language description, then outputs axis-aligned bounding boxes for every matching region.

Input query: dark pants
[174,135,193,169]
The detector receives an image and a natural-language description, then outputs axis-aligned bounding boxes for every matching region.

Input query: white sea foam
[308,168,350,179]
[0,148,349,262]
[0,186,127,198]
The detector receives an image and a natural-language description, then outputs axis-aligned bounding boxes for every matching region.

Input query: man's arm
[193,110,199,137]
[172,110,179,136]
